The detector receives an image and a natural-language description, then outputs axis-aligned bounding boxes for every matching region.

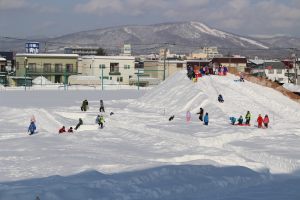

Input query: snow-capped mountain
[49,21,269,53]
[1,21,299,56]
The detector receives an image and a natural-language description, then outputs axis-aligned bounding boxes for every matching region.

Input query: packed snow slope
[0,71,300,199]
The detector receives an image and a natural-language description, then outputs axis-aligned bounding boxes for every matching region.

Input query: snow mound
[283,83,300,93]
[32,76,53,85]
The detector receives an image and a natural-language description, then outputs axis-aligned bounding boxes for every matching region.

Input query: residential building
[80,56,135,85]
[187,60,211,71]
[264,61,295,84]
[204,47,222,59]
[212,57,247,73]
[188,49,207,60]
[15,54,79,85]
[143,59,186,81]
[188,47,222,59]
[0,57,7,85]
[64,47,98,56]
[0,52,14,72]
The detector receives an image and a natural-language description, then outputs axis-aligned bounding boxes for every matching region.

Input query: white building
[80,56,136,85]
[263,61,295,84]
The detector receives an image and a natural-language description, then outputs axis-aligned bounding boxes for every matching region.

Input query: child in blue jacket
[204,113,209,125]
[28,121,36,135]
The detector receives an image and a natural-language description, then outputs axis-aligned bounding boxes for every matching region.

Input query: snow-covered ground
[283,83,300,93]
[0,71,300,199]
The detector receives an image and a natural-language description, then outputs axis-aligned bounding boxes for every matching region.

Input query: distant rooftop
[16,53,79,58]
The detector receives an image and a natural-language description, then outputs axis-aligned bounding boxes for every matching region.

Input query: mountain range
[1,21,299,58]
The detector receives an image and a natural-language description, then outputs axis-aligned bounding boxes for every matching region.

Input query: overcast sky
[0,0,300,38]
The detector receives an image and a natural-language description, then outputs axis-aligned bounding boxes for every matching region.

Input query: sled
[29,131,39,135]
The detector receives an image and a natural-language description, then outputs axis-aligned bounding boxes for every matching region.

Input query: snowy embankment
[283,83,300,93]
[0,71,300,199]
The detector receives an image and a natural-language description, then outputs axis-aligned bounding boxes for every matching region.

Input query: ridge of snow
[191,21,228,38]
[238,37,269,49]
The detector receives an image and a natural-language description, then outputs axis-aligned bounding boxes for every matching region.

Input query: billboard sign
[25,42,40,54]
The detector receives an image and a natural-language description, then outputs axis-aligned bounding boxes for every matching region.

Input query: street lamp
[99,64,104,91]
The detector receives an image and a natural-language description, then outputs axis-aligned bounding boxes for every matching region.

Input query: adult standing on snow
[75,118,83,130]
[197,108,204,121]
[203,113,209,125]
[257,114,263,128]
[81,99,89,112]
[99,99,105,112]
[263,115,269,128]
[28,121,36,135]
[245,111,251,125]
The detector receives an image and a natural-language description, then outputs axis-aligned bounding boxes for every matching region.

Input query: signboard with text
[25,42,39,54]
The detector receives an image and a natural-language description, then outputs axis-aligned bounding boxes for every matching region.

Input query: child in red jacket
[257,114,263,128]
[263,115,269,128]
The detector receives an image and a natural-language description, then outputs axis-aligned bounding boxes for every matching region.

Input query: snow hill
[0,71,300,199]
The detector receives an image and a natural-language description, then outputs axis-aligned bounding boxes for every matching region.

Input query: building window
[66,64,73,73]
[43,63,51,73]
[177,63,183,68]
[268,69,274,74]
[117,77,123,82]
[55,64,63,73]
[28,63,36,72]
[110,63,119,72]
[110,77,112,80]
[124,64,130,69]
[277,69,282,74]
[16,62,19,70]
[99,64,105,69]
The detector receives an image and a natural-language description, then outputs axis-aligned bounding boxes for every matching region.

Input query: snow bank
[32,76,53,85]
[1,70,300,199]
[283,83,300,93]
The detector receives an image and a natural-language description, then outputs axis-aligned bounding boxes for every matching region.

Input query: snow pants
[99,106,105,112]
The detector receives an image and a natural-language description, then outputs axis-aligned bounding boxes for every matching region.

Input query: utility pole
[24,57,28,91]
[163,48,167,81]
[102,65,104,91]
[292,49,298,85]
[64,67,67,91]
[44,42,47,53]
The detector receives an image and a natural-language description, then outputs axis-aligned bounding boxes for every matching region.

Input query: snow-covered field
[0,71,300,200]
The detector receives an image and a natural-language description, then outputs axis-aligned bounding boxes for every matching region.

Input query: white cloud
[72,0,300,35]
[0,0,26,10]
[74,0,123,15]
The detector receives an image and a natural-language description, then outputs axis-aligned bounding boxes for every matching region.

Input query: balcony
[26,68,78,75]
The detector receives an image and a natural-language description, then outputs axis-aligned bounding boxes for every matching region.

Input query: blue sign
[25,42,40,54]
